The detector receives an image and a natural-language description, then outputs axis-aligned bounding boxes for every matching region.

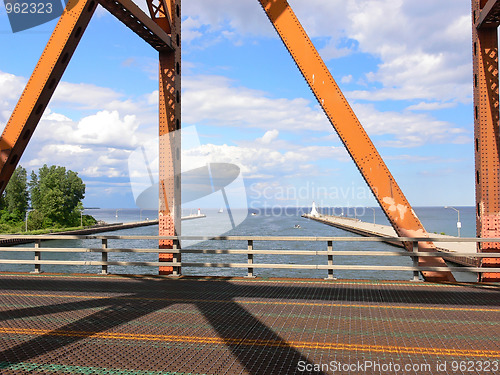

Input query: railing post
[101,239,108,275]
[411,240,420,282]
[246,240,255,278]
[325,240,336,280]
[31,239,41,274]
[172,238,181,276]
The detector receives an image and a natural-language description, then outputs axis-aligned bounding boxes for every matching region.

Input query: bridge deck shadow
[0,274,498,374]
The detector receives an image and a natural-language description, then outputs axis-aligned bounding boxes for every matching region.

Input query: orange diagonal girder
[0,0,97,194]
[258,0,454,282]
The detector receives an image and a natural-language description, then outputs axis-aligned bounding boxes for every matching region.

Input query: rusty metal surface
[146,0,173,34]
[473,0,500,281]
[477,0,500,28]
[99,0,173,51]
[258,0,453,283]
[154,0,181,275]
[0,273,498,374]
[0,0,96,195]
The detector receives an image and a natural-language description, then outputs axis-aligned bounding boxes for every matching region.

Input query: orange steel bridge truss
[0,0,496,281]
[473,0,500,282]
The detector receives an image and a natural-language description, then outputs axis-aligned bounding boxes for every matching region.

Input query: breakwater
[0,220,159,246]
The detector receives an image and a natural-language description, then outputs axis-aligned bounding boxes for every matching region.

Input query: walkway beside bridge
[0,273,498,374]
[303,214,478,267]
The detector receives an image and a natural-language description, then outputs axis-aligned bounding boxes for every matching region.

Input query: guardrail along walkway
[302,214,490,268]
[0,273,498,374]
[2,235,500,280]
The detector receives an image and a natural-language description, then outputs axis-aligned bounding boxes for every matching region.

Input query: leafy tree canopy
[29,165,86,227]
[0,164,95,232]
[3,166,29,221]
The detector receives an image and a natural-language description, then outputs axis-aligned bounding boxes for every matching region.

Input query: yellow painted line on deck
[0,327,498,358]
[0,292,498,313]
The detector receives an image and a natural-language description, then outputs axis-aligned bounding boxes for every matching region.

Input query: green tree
[29,170,40,210]
[29,165,86,227]
[3,166,29,220]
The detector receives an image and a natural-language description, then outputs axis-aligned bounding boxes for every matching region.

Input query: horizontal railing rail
[1,235,499,243]
[0,235,499,280]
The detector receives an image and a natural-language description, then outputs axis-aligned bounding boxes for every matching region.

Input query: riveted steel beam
[99,0,173,51]
[258,0,455,282]
[146,0,173,34]
[0,0,97,195]
[0,0,180,276]
[473,0,500,281]
[148,0,181,275]
[477,0,500,28]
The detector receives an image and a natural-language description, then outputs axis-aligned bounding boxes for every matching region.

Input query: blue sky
[0,0,477,209]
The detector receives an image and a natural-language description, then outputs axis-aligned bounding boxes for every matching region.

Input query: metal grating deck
[0,273,498,374]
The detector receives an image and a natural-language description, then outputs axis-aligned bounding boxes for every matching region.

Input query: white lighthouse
[310,201,320,217]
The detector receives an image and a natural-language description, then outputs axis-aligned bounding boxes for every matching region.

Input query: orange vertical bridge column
[147,0,182,275]
[473,0,500,282]
[0,0,177,274]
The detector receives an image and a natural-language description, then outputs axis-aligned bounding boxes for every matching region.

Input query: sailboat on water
[218,207,224,213]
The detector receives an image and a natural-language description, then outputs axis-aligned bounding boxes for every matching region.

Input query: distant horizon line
[84,205,476,210]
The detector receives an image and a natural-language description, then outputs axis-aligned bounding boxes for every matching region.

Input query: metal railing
[0,235,499,280]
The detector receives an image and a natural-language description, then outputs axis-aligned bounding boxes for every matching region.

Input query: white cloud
[182,0,275,39]
[41,109,72,122]
[25,142,131,179]
[182,17,204,42]
[182,74,469,148]
[345,0,471,103]
[259,129,279,144]
[38,110,142,149]
[341,75,353,84]
[0,71,25,101]
[406,102,457,111]
[181,0,473,104]
[353,103,470,147]
[184,141,347,180]
[83,165,124,178]
[0,70,26,126]
[77,111,140,147]
[383,154,463,163]
[146,90,159,106]
[183,75,330,132]
[1,61,471,197]
[52,82,124,109]
[25,144,93,169]
[317,43,352,61]
[0,70,147,180]
[348,51,471,103]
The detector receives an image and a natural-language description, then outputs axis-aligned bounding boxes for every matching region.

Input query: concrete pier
[0,213,206,247]
[181,213,207,221]
[302,214,478,266]
[0,220,159,247]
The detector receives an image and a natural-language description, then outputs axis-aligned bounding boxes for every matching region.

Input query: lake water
[1,206,477,282]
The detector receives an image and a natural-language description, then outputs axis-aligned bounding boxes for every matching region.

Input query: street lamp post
[25,209,33,232]
[444,206,461,237]
[367,207,376,224]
